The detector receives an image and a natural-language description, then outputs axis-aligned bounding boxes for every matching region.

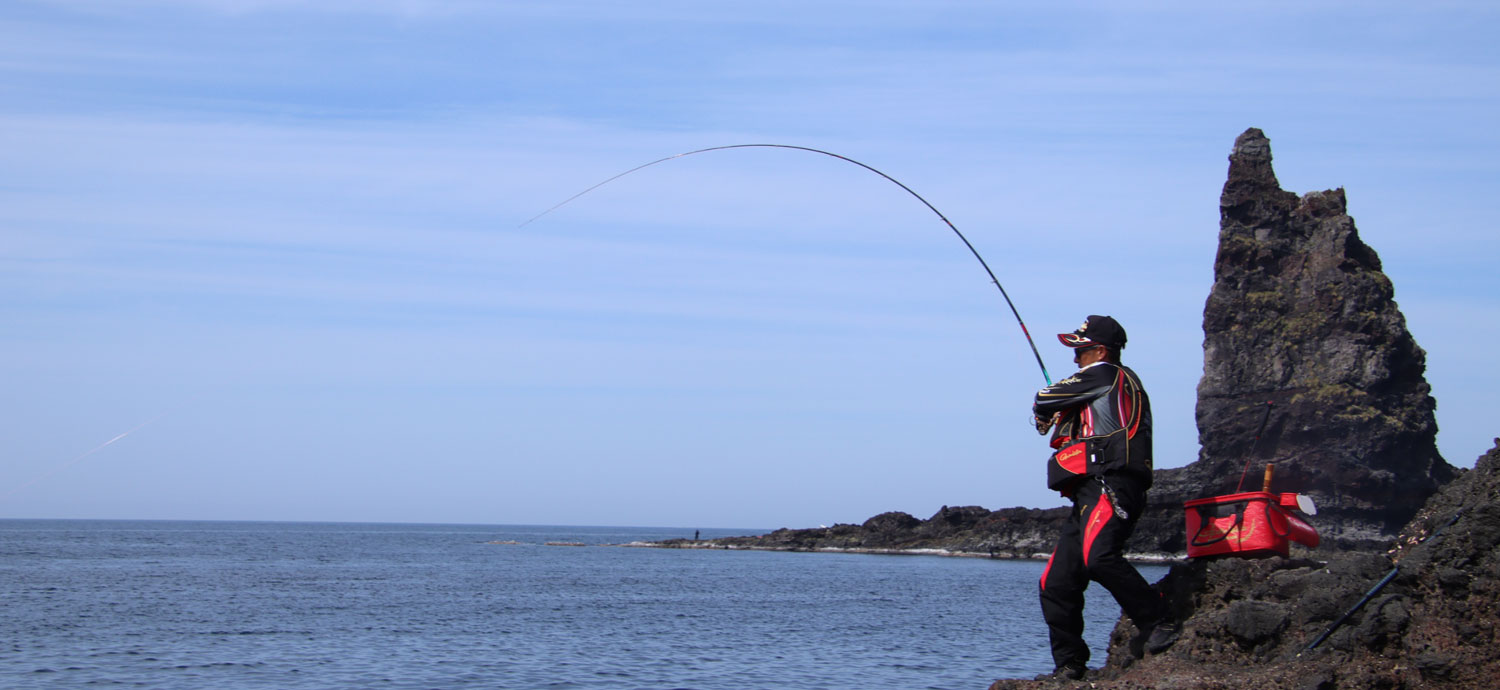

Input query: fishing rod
[521,143,1053,385]
[1302,508,1465,654]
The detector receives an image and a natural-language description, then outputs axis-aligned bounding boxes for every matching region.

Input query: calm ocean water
[0,520,1164,689]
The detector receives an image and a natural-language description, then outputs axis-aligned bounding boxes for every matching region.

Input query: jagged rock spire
[1135,128,1453,552]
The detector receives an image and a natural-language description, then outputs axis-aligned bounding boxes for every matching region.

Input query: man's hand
[1034,413,1056,435]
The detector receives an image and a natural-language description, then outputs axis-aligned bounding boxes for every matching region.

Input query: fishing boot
[1145,620,1181,654]
[1031,661,1086,682]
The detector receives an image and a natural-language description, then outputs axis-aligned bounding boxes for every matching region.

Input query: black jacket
[1034,361,1153,491]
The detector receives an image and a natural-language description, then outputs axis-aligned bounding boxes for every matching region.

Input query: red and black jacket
[1033,361,1153,494]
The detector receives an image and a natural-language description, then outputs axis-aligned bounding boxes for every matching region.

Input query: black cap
[1057,315,1127,350]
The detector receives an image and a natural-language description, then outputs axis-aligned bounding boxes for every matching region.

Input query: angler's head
[1058,315,1125,364]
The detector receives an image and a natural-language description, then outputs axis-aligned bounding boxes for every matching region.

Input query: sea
[0,520,1166,690]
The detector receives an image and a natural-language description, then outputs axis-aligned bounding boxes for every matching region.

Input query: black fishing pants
[1038,475,1163,668]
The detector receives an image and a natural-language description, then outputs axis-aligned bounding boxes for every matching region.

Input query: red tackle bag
[1046,440,1089,494]
[1184,491,1320,559]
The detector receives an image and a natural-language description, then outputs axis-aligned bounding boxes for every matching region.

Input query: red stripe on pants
[1081,494,1114,568]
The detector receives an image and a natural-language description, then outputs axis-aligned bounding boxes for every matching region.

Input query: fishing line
[521,143,1052,385]
[1234,400,1276,493]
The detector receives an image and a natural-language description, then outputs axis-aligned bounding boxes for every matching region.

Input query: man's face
[1073,345,1105,366]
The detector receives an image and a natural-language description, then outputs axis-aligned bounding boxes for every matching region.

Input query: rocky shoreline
[639,541,1067,561]
[644,505,1182,562]
[638,507,1249,564]
[644,505,1071,560]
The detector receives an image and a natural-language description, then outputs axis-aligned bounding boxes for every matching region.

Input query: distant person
[1029,315,1178,681]
[694,530,700,541]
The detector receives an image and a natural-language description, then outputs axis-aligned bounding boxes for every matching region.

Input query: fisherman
[1030,315,1178,681]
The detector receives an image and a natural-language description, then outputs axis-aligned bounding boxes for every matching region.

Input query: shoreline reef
[635,512,1179,563]
[637,504,1178,563]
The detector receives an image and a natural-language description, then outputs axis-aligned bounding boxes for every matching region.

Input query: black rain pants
[1038,474,1164,668]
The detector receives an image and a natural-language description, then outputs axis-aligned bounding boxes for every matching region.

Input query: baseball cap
[1057,315,1127,349]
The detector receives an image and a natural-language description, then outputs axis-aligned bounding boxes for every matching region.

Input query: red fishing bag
[1046,440,1089,494]
[1184,491,1319,559]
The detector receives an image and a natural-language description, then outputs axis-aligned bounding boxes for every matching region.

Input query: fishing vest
[1034,361,1153,494]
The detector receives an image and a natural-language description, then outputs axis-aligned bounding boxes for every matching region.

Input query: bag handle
[1190,501,1246,548]
[1267,500,1290,538]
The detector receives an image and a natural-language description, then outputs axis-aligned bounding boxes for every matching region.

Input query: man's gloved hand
[1033,413,1055,435]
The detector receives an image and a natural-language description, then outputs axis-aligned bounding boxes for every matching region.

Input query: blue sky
[3,1,1497,529]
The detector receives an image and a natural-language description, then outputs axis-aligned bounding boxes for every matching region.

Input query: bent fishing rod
[521,143,1053,385]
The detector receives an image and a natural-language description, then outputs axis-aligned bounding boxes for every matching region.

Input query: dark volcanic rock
[671,505,1069,558]
[1131,128,1454,554]
[862,510,922,532]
